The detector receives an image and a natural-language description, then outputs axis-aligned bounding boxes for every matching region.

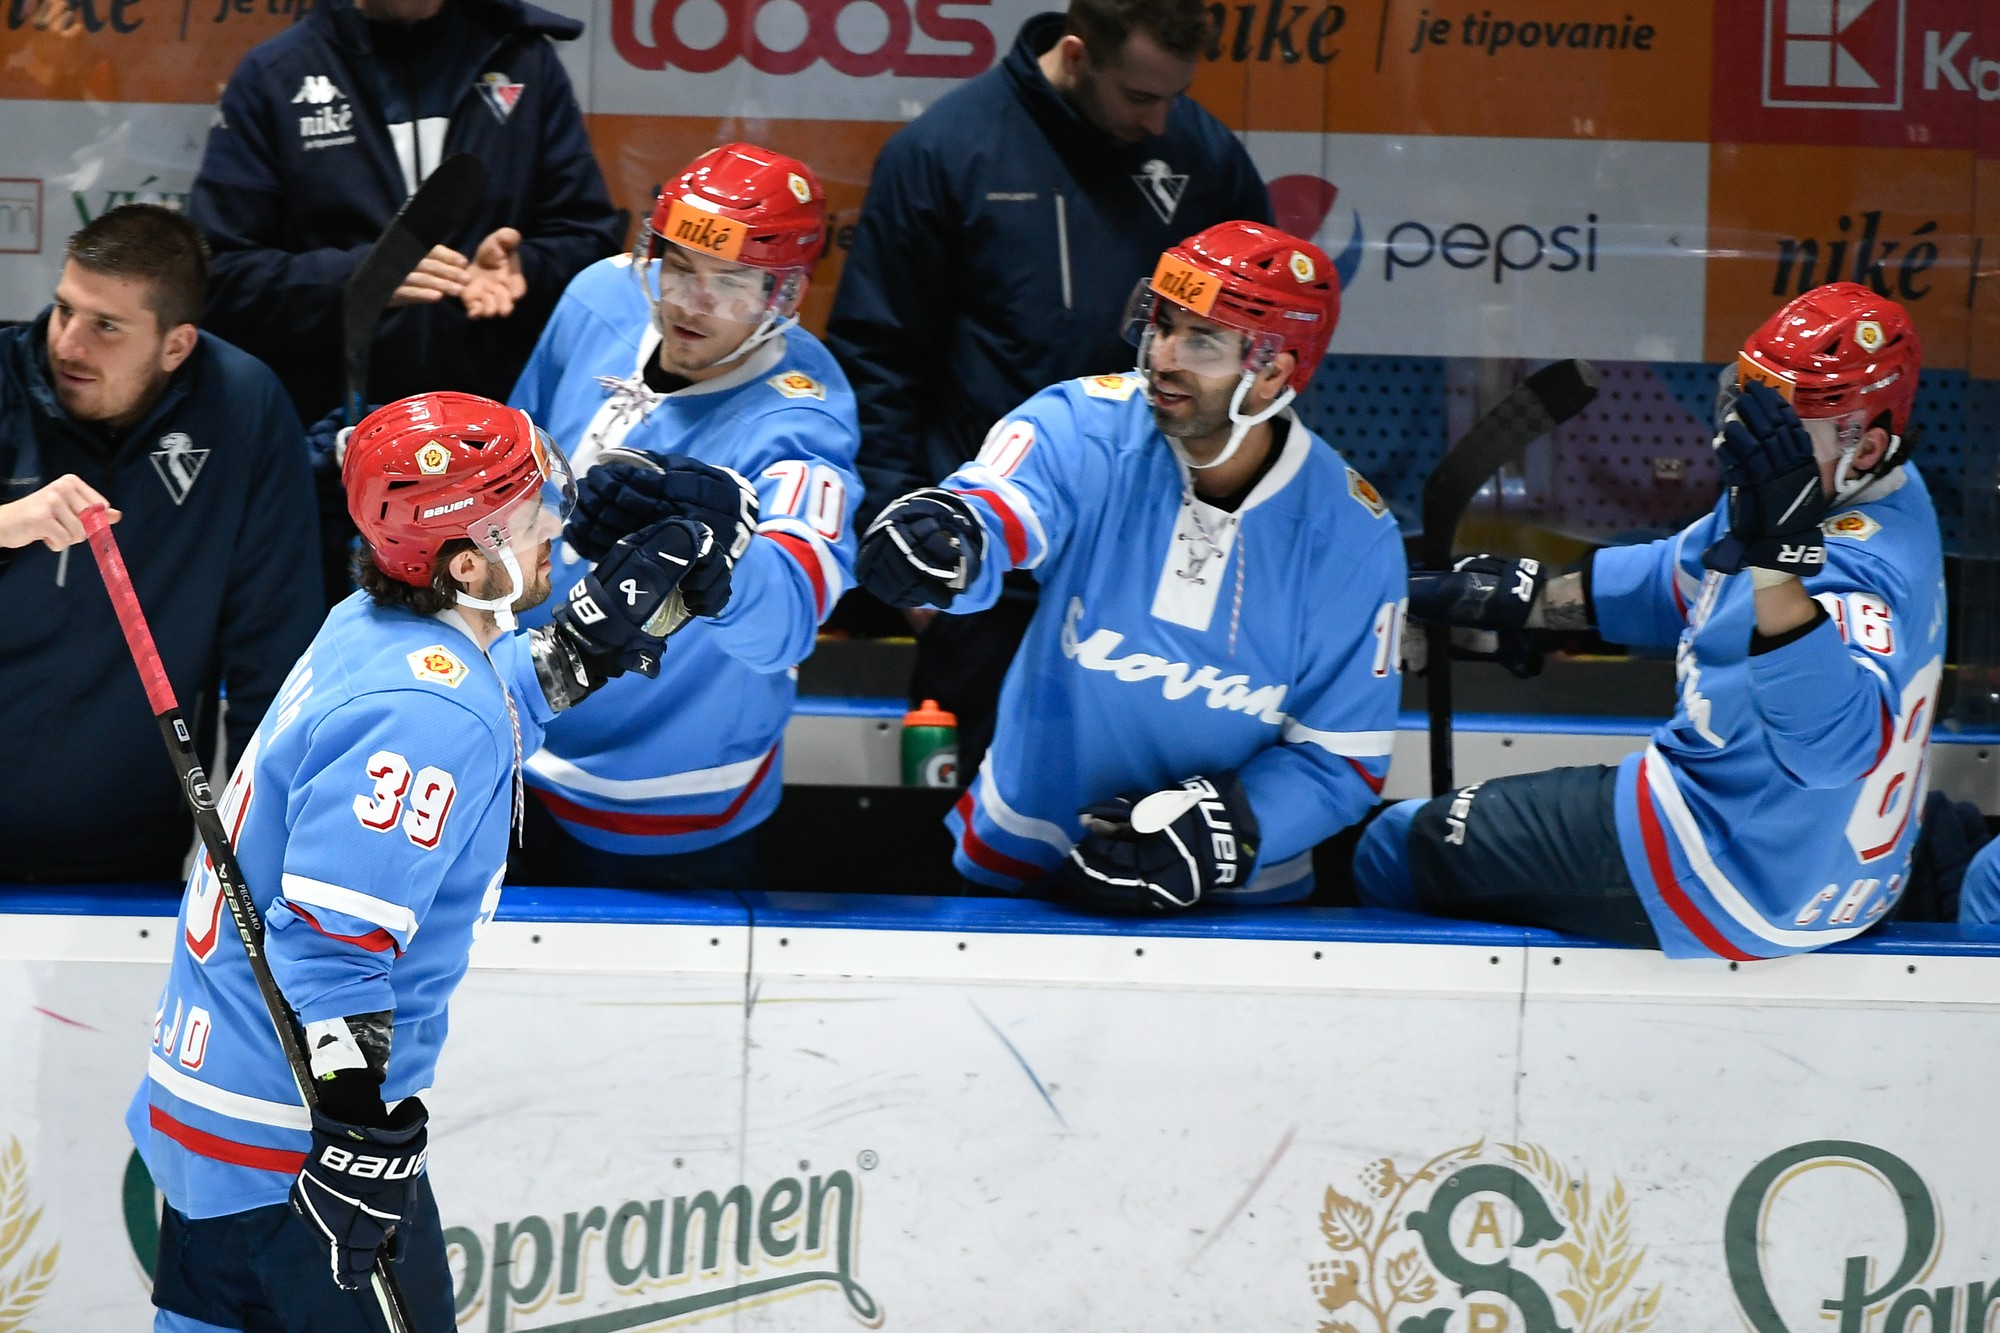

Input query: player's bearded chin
[1150,371,1230,444]
[472,542,553,616]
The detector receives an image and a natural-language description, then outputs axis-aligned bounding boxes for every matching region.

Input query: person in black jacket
[827,0,1270,776]
[188,0,623,426]
[0,205,321,883]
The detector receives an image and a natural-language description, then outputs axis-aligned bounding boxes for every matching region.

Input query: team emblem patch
[1855,320,1885,353]
[787,172,812,203]
[408,646,469,687]
[768,371,826,400]
[476,72,523,123]
[1822,509,1881,541]
[415,442,451,475]
[1082,373,1142,400]
[1288,250,1316,283]
[1347,467,1390,519]
[149,432,210,505]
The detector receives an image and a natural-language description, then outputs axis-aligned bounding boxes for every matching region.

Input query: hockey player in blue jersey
[856,221,1406,910]
[130,391,724,1331]
[505,142,860,888]
[1355,283,1945,959]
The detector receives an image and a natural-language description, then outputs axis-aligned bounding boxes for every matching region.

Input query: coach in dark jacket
[188,0,623,424]
[826,0,1269,772]
[0,206,320,882]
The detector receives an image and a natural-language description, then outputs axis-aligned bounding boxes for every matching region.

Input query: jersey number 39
[353,750,458,850]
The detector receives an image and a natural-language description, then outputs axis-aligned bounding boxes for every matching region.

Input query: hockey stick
[1420,358,1599,796]
[81,506,416,1333]
[344,152,490,425]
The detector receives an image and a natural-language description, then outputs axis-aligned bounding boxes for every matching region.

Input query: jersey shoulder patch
[1346,466,1392,520]
[767,370,827,401]
[1079,373,1144,401]
[407,645,470,688]
[1822,509,1881,541]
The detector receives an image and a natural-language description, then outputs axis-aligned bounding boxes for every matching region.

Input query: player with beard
[855,221,1405,911]
[131,391,722,1331]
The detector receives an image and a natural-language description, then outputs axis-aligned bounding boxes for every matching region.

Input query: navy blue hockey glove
[1050,773,1261,914]
[1408,554,1544,631]
[1702,381,1828,576]
[554,515,717,678]
[567,450,760,566]
[290,1087,428,1291]
[856,488,985,609]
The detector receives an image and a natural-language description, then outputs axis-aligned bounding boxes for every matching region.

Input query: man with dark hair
[0,203,321,883]
[188,0,623,425]
[828,0,1270,777]
[131,391,725,1331]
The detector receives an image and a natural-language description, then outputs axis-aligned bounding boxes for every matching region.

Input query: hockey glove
[552,515,717,681]
[1049,773,1261,914]
[1701,381,1828,576]
[568,450,760,566]
[1408,554,1544,631]
[1400,623,1545,680]
[856,488,985,609]
[289,1081,428,1291]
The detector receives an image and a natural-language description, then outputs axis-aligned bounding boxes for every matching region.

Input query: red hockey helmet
[344,391,574,588]
[1737,282,1922,436]
[1124,221,1340,393]
[640,142,827,275]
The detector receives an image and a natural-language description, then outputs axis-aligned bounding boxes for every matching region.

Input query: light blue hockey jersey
[1592,466,1946,959]
[936,374,1407,902]
[509,255,860,856]
[126,595,533,1219]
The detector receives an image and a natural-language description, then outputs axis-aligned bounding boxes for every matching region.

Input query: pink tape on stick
[82,504,180,717]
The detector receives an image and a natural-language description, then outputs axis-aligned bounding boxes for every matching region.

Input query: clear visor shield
[654,242,787,326]
[1122,283,1270,383]
[466,427,575,562]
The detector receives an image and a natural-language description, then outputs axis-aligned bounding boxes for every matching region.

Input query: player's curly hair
[1067,0,1211,63]
[354,539,474,616]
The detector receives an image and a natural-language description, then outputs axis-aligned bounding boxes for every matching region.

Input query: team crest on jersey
[1855,320,1885,353]
[1823,509,1881,541]
[768,371,826,400]
[415,442,451,475]
[408,646,469,687]
[1347,467,1390,519]
[150,432,210,505]
[477,72,524,123]
[1081,374,1142,400]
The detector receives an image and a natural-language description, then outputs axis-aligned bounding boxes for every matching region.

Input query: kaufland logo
[1762,0,1905,110]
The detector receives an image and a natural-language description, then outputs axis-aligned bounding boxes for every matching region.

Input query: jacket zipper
[1054,192,1073,311]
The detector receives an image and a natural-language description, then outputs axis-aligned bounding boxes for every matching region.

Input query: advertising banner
[4,918,1998,1330]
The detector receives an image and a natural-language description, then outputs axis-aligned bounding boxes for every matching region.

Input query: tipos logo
[0,1138,59,1327]
[1308,1140,1660,1332]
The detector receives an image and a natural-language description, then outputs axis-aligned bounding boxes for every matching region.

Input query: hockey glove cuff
[1408,554,1544,631]
[553,516,716,680]
[290,1093,428,1291]
[1050,772,1261,914]
[856,488,985,609]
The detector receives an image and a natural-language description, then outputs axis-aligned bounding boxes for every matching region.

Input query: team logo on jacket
[415,442,451,475]
[1346,467,1390,519]
[477,72,524,123]
[149,432,209,505]
[293,75,354,148]
[1082,373,1142,400]
[408,646,469,687]
[1822,509,1881,540]
[291,75,342,105]
[768,370,826,400]
[1132,158,1188,224]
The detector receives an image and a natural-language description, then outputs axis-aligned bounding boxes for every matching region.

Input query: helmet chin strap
[1832,433,1901,504]
[1169,371,1296,472]
[714,310,799,367]
[456,545,525,634]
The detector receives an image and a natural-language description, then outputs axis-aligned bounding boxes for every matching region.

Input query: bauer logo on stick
[664,200,748,261]
[1149,253,1219,316]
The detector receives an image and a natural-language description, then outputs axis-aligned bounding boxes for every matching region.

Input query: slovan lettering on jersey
[1061,597,1288,722]
[446,1165,878,1331]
